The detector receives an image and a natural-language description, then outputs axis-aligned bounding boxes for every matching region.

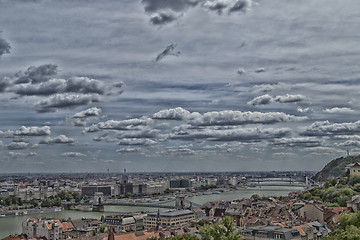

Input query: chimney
[108,226,115,240]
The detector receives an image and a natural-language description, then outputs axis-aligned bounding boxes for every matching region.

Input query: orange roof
[293,224,311,236]
[61,221,74,232]
[45,219,63,230]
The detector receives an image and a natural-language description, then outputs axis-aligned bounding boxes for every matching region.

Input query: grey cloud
[0,77,11,92]
[272,137,322,148]
[8,152,37,158]
[228,0,252,13]
[39,135,75,144]
[170,126,291,142]
[116,147,142,153]
[153,107,190,120]
[73,107,102,118]
[247,94,273,106]
[141,0,198,13]
[301,120,360,136]
[7,141,30,150]
[150,12,178,25]
[248,94,305,105]
[324,107,354,113]
[13,77,107,96]
[65,77,106,95]
[203,0,228,14]
[14,126,51,136]
[188,110,307,126]
[118,129,160,139]
[34,93,100,113]
[15,64,57,84]
[153,108,306,125]
[85,118,152,132]
[274,94,305,103]
[297,107,312,113]
[118,138,156,146]
[0,36,11,56]
[155,43,180,62]
[61,152,86,157]
[12,79,67,96]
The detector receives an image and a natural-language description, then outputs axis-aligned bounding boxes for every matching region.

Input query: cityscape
[1,0,360,239]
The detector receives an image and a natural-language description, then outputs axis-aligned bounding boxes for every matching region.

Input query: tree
[199,216,241,240]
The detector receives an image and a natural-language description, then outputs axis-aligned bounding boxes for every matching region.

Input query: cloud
[248,94,305,105]
[34,93,100,112]
[297,107,312,113]
[39,135,75,144]
[188,110,306,126]
[153,108,306,125]
[61,152,86,157]
[272,137,322,148]
[118,138,156,146]
[155,43,180,62]
[116,147,142,153]
[228,0,252,13]
[73,107,102,118]
[0,36,11,56]
[150,12,178,25]
[301,120,360,136]
[15,64,58,84]
[85,118,152,132]
[14,126,51,136]
[12,77,107,96]
[153,107,191,120]
[247,94,273,106]
[8,152,37,158]
[203,0,228,14]
[170,126,291,142]
[274,94,306,103]
[7,141,30,150]
[324,107,354,113]
[141,0,198,13]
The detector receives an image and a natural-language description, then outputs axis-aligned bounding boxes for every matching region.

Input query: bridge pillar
[92,192,104,212]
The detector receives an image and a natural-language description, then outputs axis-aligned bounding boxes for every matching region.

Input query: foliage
[147,217,241,240]
[323,211,360,240]
[313,155,360,181]
[251,194,260,200]
[199,216,241,240]
[0,195,23,206]
[300,176,358,206]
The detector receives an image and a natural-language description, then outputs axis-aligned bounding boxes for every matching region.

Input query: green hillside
[313,155,360,181]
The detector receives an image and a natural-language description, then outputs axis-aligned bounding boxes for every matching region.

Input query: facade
[103,214,146,232]
[170,179,191,189]
[347,194,360,212]
[22,218,74,240]
[143,210,196,229]
[242,225,302,240]
[349,162,360,176]
[81,185,112,197]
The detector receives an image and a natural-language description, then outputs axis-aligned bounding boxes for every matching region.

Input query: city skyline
[0,0,360,173]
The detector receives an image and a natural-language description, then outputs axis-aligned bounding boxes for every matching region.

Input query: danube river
[0,185,303,238]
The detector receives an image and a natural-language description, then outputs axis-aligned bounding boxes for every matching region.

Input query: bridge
[244,177,306,188]
[63,195,202,212]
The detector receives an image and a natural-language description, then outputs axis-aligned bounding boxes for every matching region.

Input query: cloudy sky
[0,0,359,173]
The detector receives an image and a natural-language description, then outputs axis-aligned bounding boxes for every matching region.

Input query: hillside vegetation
[313,155,360,181]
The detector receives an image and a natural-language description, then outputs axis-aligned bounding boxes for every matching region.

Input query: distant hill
[313,155,360,181]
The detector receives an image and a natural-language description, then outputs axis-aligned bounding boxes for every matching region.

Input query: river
[0,185,304,238]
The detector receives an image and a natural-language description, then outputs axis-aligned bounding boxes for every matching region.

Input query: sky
[0,0,359,173]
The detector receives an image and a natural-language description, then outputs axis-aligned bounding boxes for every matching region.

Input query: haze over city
[0,0,360,173]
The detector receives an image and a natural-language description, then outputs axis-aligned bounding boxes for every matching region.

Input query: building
[347,195,360,212]
[170,179,191,189]
[103,214,146,232]
[143,209,196,229]
[22,218,74,240]
[242,225,302,240]
[81,185,112,197]
[349,162,360,176]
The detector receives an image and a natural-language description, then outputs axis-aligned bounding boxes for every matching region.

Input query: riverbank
[0,207,61,217]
